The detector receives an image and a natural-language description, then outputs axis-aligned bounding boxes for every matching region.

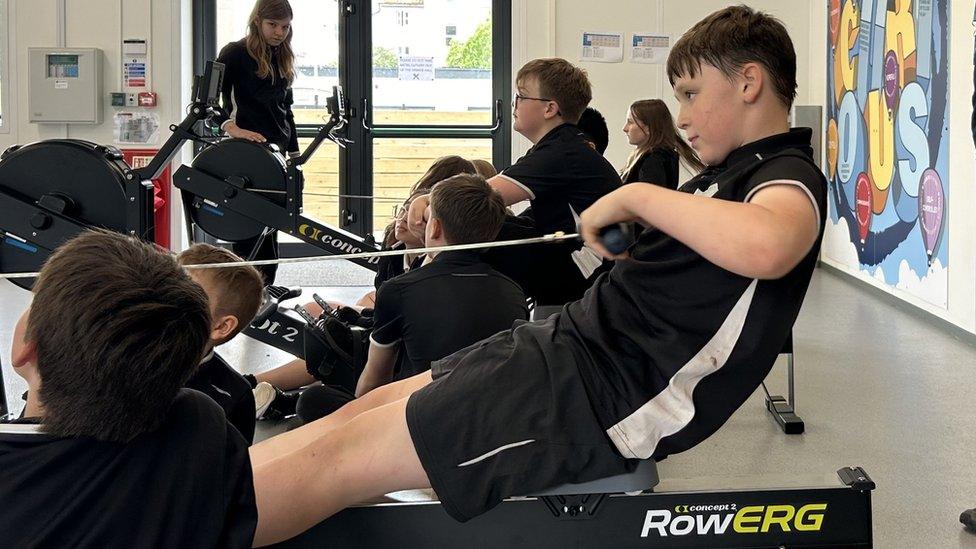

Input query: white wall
[512,0,825,171]
[0,0,189,247]
[946,0,976,336]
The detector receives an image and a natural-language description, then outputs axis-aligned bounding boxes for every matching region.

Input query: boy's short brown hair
[666,5,797,110]
[28,230,211,443]
[429,174,506,245]
[177,244,264,346]
[517,58,592,124]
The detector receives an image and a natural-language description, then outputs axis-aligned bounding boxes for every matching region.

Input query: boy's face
[513,77,556,139]
[673,62,745,166]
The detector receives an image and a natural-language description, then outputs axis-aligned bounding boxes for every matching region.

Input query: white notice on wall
[631,34,671,64]
[122,39,149,91]
[580,31,623,63]
[114,111,161,145]
[398,56,435,81]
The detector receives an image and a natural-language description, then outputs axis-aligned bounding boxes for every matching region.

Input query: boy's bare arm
[355,344,397,397]
[407,177,528,236]
[580,182,819,280]
[487,175,532,206]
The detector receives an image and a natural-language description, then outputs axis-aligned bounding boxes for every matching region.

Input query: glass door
[197,0,510,242]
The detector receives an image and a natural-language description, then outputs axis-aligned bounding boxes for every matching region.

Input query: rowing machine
[247,284,368,393]
[173,85,381,271]
[271,463,874,548]
[0,61,228,290]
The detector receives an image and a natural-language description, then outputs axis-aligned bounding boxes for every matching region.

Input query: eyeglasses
[513,92,553,108]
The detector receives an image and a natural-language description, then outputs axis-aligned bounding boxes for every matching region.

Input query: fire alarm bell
[138,92,157,107]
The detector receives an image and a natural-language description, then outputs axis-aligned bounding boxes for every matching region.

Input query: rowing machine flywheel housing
[185,139,290,242]
[0,140,140,289]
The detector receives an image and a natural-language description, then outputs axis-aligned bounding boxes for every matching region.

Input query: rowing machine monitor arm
[133,60,227,182]
[291,86,349,169]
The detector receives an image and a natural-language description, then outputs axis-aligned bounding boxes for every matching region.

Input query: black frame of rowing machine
[132,60,227,183]
[765,332,805,435]
[270,466,875,548]
[172,87,382,272]
[248,305,307,360]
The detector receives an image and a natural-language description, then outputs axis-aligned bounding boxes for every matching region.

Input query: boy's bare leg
[255,359,316,390]
[251,396,429,546]
[250,370,433,465]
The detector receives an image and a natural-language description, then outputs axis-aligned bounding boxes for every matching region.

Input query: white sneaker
[253,382,277,420]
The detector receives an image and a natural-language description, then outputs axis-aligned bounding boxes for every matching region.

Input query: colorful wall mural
[824,0,949,307]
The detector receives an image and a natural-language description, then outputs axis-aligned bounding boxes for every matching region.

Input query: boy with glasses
[411,58,622,305]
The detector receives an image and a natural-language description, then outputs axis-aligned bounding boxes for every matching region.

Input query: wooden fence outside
[294,109,493,231]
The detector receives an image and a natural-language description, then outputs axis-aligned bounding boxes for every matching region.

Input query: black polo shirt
[500,123,621,235]
[373,242,426,290]
[482,214,544,299]
[186,351,256,444]
[0,389,257,548]
[371,250,528,379]
[497,124,621,304]
[560,128,827,460]
[623,147,680,189]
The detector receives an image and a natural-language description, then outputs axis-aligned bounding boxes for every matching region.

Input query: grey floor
[2,265,976,547]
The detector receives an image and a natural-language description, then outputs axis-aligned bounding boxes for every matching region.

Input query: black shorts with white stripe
[405,315,637,522]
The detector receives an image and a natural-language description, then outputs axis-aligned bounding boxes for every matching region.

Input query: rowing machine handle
[251,285,303,326]
[599,223,634,255]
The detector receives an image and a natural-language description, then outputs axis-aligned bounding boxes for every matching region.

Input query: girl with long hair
[213,0,298,284]
[620,99,704,188]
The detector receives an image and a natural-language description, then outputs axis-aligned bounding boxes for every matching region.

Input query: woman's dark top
[215,39,299,154]
[623,147,680,189]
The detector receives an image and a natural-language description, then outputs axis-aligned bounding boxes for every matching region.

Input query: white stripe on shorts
[457,439,536,467]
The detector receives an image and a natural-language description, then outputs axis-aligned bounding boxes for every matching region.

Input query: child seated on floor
[0,231,258,547]
[244,156,482,420]
[177,244,265,443]
[250,174,529,424]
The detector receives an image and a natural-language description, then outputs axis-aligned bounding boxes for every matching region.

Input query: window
[214,0,342,231]
[200,0,510,239]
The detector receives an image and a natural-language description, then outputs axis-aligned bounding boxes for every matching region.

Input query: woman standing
[213,0,298,284]
[620,99,703,188]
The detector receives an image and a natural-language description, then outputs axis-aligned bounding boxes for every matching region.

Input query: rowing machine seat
[531,460,659,497]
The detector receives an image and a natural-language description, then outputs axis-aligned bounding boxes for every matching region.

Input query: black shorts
[405,315,635,522]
